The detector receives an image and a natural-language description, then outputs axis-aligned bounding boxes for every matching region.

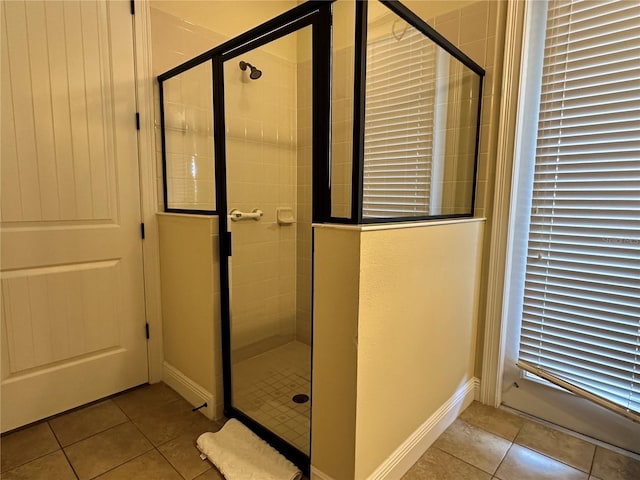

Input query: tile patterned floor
[232,341,311,454]
[402,401,640,480]
[1,383,639,480]
[0,383,224,480]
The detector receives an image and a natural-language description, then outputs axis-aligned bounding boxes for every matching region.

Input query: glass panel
[162,61,215,211]
[331,0,356,219]
[224,26,312,456]
[362,1,482,219]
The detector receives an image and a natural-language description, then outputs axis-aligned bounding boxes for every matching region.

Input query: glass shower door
[221,25,313,461]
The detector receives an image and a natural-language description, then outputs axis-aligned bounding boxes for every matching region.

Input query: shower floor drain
[292,393,309,404]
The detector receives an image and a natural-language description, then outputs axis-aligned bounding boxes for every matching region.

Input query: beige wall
[157,214,223,416]
[312,219,484,478]
[355,220,483,477]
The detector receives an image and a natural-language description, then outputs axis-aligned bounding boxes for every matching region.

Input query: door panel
[1,0,147,432]
[2,262,122,372]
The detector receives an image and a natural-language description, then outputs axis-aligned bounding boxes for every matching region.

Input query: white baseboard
[310,466,337,480]
[162,361,219,420]
[366,377,479,480]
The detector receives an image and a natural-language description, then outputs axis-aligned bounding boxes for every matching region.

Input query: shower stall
[158,2,331,470]
[158,0,483,473]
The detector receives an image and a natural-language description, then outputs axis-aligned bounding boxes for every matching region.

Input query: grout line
[47,420,64,450]
[46,420,81,480]
[0,423,63,475]
[155,445,198,480]
[588,447,597,477]
[88,448,154,480]
[129,418,156,447]
[110,397,130,420]
[491,442,513,478]
[429,445,497,476]
[52,420,131,449]
[59,447,80,480]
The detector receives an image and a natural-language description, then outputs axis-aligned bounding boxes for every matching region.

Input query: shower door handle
[229,209,263,222]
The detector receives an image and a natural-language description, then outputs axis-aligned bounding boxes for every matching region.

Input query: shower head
[239,61,262,80]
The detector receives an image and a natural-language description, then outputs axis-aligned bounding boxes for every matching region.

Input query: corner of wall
[365,376,479,480]
[162,361,221,420]
[134,0,165,384]
[311,226,361,480]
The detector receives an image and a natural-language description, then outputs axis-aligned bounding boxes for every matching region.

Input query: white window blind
[517,0,640,421]
[363,26,436,218]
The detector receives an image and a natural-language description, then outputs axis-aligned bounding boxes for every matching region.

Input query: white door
[0,0,148,432]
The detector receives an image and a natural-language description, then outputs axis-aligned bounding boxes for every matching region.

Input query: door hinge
[130,0,135,15]
[145,323,150,339]
[135,112,140,130]
[140,222,145,239]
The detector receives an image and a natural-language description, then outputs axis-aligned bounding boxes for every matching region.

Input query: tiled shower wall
[424,0,501,219]
[330,0,357,219]
[440,64,481,215]
[330,45,355,219]
[151,8,226,211]
[224,46,300,351]
[161,63,215,210]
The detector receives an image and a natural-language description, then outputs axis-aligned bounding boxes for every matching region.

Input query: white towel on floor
[197,419,302,480]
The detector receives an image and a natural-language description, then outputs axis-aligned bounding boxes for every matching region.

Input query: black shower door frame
[214,3,332,473]
[158,1,332,471]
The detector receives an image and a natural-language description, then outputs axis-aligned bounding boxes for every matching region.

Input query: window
[515,0,640,421]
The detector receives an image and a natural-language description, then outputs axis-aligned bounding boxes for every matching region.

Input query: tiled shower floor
[232,341,311,454]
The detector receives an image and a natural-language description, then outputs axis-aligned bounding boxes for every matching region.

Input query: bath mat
[197,418,302,480]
